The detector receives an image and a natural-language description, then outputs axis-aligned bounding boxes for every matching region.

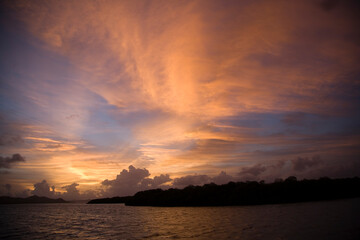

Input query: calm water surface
[0,198,359,240]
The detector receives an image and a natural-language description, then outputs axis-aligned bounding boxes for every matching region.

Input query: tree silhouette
[88,177,360,206]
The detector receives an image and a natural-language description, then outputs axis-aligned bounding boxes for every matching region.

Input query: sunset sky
[1,0,359,200]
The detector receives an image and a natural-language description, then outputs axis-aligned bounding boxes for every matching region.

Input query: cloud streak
[8,0,359,116]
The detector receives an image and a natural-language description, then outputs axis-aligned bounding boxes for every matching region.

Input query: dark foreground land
[0,195,67,204]
[89,177,360,206]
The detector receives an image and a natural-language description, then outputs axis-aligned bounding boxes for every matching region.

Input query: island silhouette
[0,195,67,204]
[88,176,360,206]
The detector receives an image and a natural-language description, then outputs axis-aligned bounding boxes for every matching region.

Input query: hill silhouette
[0,195,68,204]
[87,196,132,204]
[88,176,360,206]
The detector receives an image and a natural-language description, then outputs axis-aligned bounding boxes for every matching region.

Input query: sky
[0,0,359,200]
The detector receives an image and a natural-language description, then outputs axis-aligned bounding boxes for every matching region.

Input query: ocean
[1,198,359,239]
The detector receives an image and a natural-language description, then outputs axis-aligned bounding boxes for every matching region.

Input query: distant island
[0,195,67,204]
[88,177,360,206]
[87,196,132,204]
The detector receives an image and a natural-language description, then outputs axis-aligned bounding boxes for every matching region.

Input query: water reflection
[0,198,359,239]
[132,207,248,239]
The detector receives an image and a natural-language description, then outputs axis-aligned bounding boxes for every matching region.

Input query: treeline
[88,176,360,206]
